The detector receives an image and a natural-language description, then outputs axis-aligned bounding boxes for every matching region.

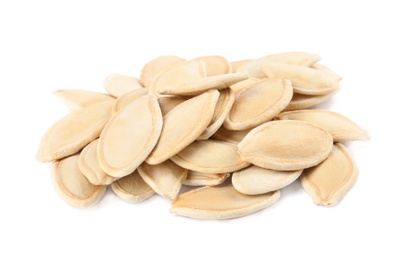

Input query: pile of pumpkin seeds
[36,52,370,219]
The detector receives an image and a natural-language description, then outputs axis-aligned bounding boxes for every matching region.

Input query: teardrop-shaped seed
[112,88,148,113]
[283,88,339,111]
[238,120,333,171]
[138,160,187,199]
[301,143,358,206]
[51,154,106,208]
[171,140,250,173]
[241,52,320,78]
[98,95,162,177]
[276,109,370,142]
[311,63,342,81]
[263,63,337,95]
[197,88,235,140]
[232,165,302,195]
[170,184,280,219]
[146,90,219,165]
[224,78,293,130]
[103,74,144,97]
[212,125,251,145]
[158,96,188,116]
[150,60,206,95]
[231,59,254,73]
[183,171,230,186]
[111,169,155,203]
[191,55,232,75]
[54,89,115,111]
[229,77,260,93]
[140,55,185,88]
[36,101,113,162]
[156,72,248,96]
[78,139,118,185]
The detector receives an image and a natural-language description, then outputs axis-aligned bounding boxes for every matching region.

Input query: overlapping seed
[37,52,369,219]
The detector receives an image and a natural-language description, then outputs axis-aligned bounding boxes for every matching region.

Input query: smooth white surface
[1,1,407,259]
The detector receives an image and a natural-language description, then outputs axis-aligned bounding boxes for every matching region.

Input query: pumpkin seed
[283,88,339,111]
[229,78,260,93]
[112,88,149,113]
[54,89,115,111]
[230,59,254,73]
[111,169,155,203]
[183,171,230,186]
[192,55,232,75]
[140,55,185,88]
[212,125,251,145]
[158,96,188,116]
[103,74,144,97]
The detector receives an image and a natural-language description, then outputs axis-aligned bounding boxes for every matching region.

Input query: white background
[1,1,407,259]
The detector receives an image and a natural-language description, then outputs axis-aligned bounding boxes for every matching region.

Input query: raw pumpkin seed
[112,88,148,113]
[103,74,144,97]
[111,169,155,203]
[54,89,115,111]
[183,171,230,186]
[192,55,232,75]
[140,55,185,88]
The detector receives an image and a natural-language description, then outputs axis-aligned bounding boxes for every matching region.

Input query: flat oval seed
[36,101,113,162]
[231,59,254,73]
[98,95,162,177]
[198,88,235,140]
[229,78,260,93]
[111,169,155,203]
[238,120,333,171]
[311,63,342,81]
[241,52,320,78]
[103,74,144,97]
[263,63,338,95]
[183,171,230,186]
[283,88,339,111]
[170,184,280,219]
[54,89,115,111]
[212,125,251,145]
[150,60,207,95]
[301,143,358,206]
[138,161,187,199]
[146,90,219,165]
[52,154,106,208]
[191,55,232,75]
[171,140,250,174]
[140,55,185,88]
[277,109,370,142]
[158,96,188,116]
[224,78,293,130]
[232,165,302,195]
[156,72,248,96]
[78,139,118,185]
[112,88,148,113]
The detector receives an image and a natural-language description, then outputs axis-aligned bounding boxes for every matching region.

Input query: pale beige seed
[171,139,250,174]
[78,139,118,185]
[277,109,370,142]
[191,55,232,75]
[146,90,219,165]
[138,161,187,199]
[241,52,320,78]
[263,63,338,95]
[54,89,115,111]
[312,63,342,81]
[183,171,230,186]
[301,143,358,206]
[229,78,260,93]
[283,88,339,111]
[103,74,144,97]
[231,59,254,73]
[98,95,162,177]
[198,88,235,140]
[111,169,155,203]
[212,125,251,145]
[140,55,185,88]
[158,96,188,116]
[156,72,248,96]
[51,154,106,208]
[170,184,280,219]
[232,165,302,195]
[149,60,206,95]
[112,88,148,113]
[36,101,113,162]
[238,120,333,171]
[224,78,293,130]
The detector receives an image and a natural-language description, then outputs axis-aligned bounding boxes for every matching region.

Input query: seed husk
[229,78,260,93]
[78,139,118,185]
[183,171,230,186]
[146,90,219,165]
[192,55,232,76]
[301,143,358,206]
[138,160,187,199]
[311,63,342,81]
[283,88,339,111]
[51,154,107,208]
[158,96,188,116]
[230,59,254,73]
[232,165,302,195]
[211,125,251,145]
[276,109,370,142]
[111,169,155,203]
[112,88,149,113]
[224,78,293,130]
[54,89,115,111]
[140,55,185,88]
[238,120,333,171]
[103,74,144,97]
[98,95,162,177]
[36,101,113,162]
[170,184,280,219]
